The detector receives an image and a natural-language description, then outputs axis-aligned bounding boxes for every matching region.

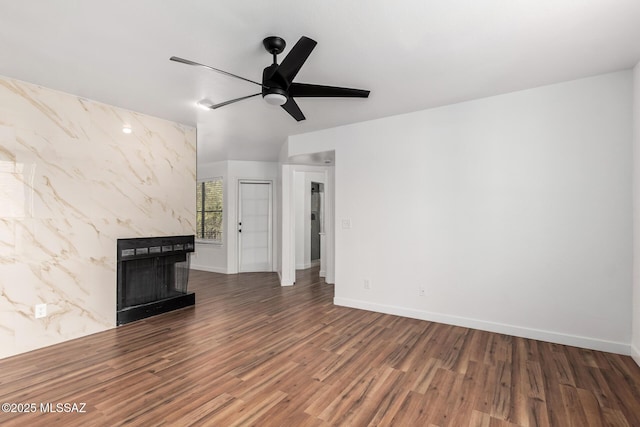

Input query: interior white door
[238,181,272,272]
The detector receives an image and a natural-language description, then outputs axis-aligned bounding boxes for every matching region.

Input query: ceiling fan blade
[170,56,263,87]
[276,36,317,84]
[289,83,370,98]
[281,98,306,121]
[207,93,261,109]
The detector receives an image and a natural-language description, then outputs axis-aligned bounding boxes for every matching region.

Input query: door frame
[309,181,323,267]
[237,179,273,273]
[281,165,334,286]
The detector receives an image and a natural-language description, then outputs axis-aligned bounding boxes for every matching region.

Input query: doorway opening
[310,182,324,266]
[282,164,334,286]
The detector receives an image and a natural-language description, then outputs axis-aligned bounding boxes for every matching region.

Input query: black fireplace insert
[117,235,195,325]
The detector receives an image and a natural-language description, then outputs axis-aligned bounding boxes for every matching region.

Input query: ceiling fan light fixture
[263,93,287,106]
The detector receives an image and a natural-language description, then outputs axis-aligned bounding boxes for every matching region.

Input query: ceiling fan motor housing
[262,64,289,103]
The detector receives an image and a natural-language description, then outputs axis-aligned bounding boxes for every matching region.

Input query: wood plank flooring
[1,267,640,426]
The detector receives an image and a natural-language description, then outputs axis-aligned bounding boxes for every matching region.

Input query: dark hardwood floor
[1,267,639,426]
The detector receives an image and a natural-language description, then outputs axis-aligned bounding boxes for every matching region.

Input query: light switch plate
[341,219,352,229]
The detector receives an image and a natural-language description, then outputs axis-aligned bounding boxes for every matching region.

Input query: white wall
[281,165,294,285]
[295,171,326,270]
[192,160,278,274]
[192,161,228,273]
[632,62,640,365]
[276,164,283,280]
[291,70,633,354]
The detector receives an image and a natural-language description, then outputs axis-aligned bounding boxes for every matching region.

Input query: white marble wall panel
[0,76,196,358]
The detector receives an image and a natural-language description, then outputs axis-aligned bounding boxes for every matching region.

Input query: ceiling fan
[170,36,370,121]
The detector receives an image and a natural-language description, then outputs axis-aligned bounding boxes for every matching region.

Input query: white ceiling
[1,1,639,163]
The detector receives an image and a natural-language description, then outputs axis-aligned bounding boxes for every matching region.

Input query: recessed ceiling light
[197,99,213,110]
[122,126,132,134]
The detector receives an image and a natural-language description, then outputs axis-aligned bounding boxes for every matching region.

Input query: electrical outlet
[35,303,47,319]
[419,286,426,297]
[341,219,352,229]
[364,279,371,290]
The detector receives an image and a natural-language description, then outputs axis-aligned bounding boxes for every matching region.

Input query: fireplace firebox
[117,235,195,325]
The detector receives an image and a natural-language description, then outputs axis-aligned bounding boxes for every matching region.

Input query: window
[196,178,223,242]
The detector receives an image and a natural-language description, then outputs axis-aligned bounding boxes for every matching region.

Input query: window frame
[195,177,224,245]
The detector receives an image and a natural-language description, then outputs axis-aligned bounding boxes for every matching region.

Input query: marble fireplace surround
[0,76,196,359]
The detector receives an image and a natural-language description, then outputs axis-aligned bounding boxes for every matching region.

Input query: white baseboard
[319,270,326,277]
[333,297,630,355]
[632,344,640,367]
[190,264,227,274]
